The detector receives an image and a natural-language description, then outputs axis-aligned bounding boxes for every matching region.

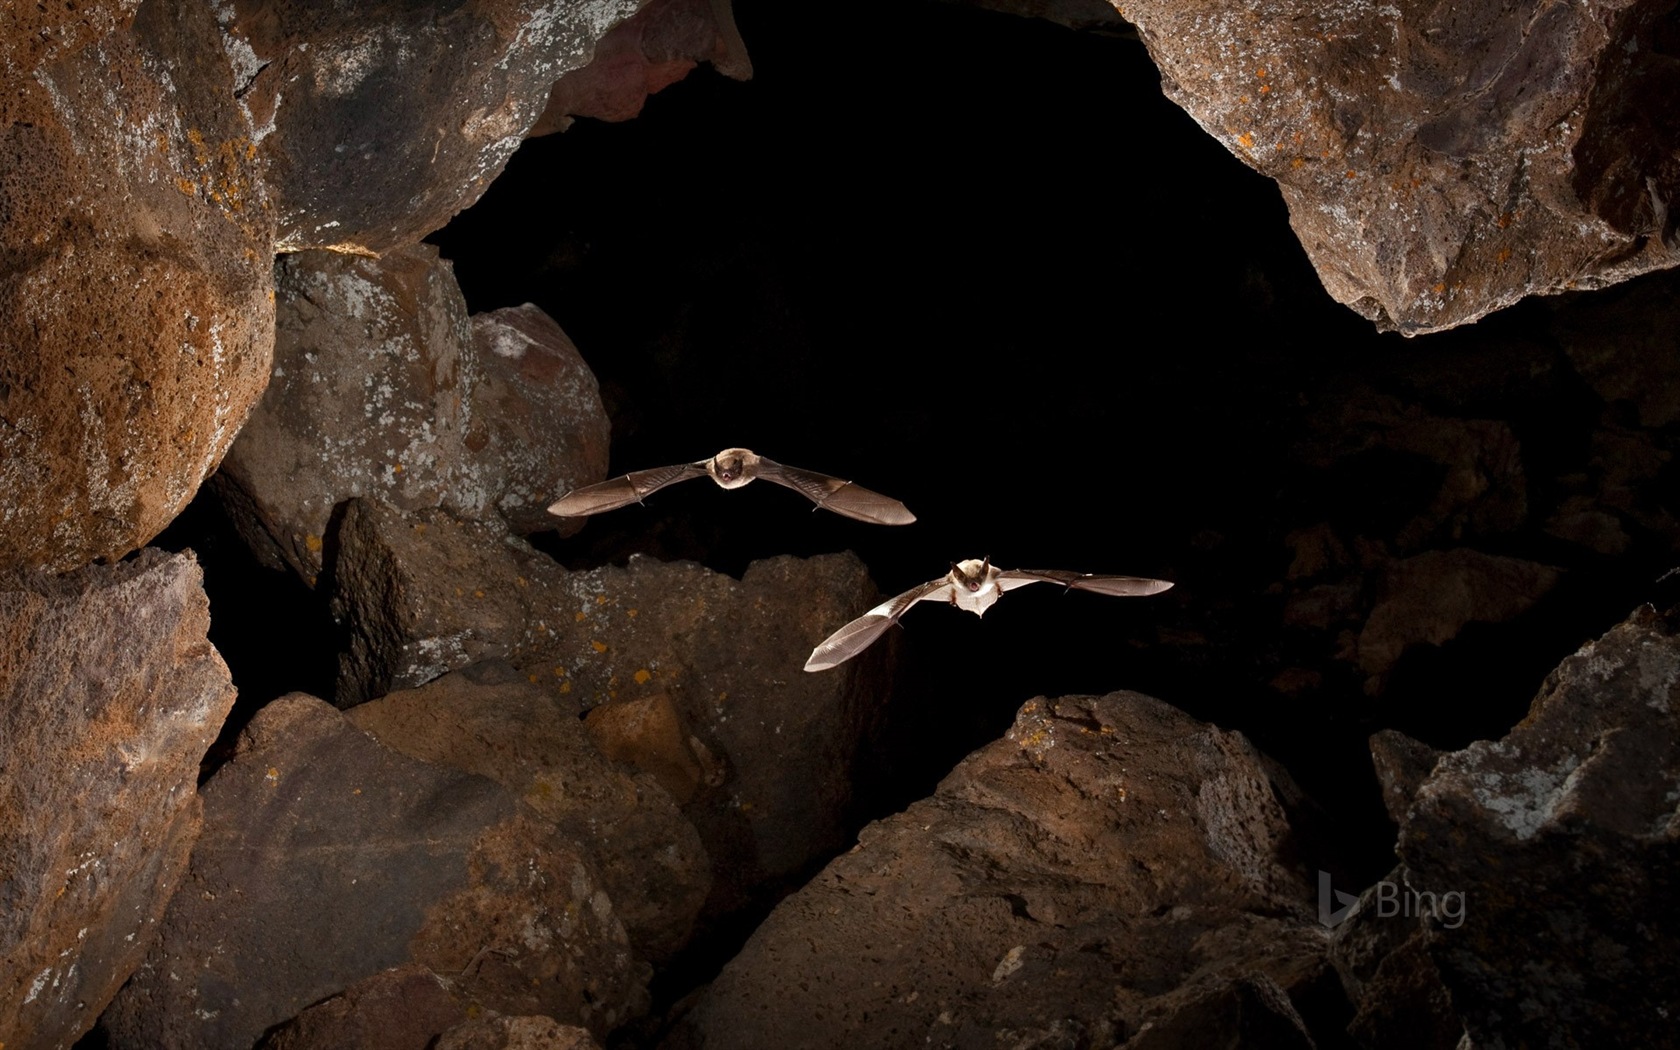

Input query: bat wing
[546,461,707,517]
[755,458,916,525]
[804,578,953,671]
[997,569,1174,597]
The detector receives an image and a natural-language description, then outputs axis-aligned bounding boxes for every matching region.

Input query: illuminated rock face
[0,0,275,573]
[1119,0,1680,334]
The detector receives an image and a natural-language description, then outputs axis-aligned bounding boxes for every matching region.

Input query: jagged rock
[437,1015,602,1050]
[530,0,752,136]
[1396,604,1680,1048]
[216,0,645,252]
[1328,870,1463,1050]
[101,694,648,1049]
[1124,973,1317,1050]
[0,551,238,1050]
[669,692,1335,1049]
[216,249,607,583]
[329,497,890,916]
[1356,548,1561,677]
[1119,0,1680,334]
[256,965,470,1050]
[584,691,713,804]
[0,0,274,572]
[1367,729,1439,825]
[347,665,711,963]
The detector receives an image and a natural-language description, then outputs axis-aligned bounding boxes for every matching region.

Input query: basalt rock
[437,1015,602,1050]
[0,550,238,1050]
[0,0,274,572]
[1395,603,1680,1047]
[216,0,647,252]
[530,0,752,136]
[256,965,471,1050]
[669,692,1336,1049]
[100,693,648,1049]
[1119,0,1680,334]
[216,249,608,583]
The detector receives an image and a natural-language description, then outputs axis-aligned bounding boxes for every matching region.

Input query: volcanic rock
[256,965,471,1050]
[670,692,1334,1049]
[0,0,275,572]
[0,550,238,1050]
[1119,0,1680,334]
[100,693,648,1049]
[437,1015,602,1050]
[216,0,648,252]
[348,666,710,963]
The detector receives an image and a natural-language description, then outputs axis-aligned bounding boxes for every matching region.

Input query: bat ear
[982,556,991,572]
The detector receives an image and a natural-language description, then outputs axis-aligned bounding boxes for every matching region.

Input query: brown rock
[217,251,607,582]
[1367,729,1439,826]
[437,1015,602,1050]
[101,694,648,1049]
[531,0,752,136]
[348,667,711,963]
[1120,0,1680,334]
[1395,604,1680,1048]
[0,0,275,572]
[671,692,1329,1049]
[1356,548,1561,676]
[584,692,709,804]
[219,0,647,252]
[1124,973,1317,1050]
[256,965,470,1050]
[0,551,238,1050]
[1327,870,1463,1050]
[328,497,890,915]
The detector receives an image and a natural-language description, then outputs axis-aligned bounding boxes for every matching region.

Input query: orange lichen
[1238,132,1254,149]
[590,640,608,653]
[633,669,652,685]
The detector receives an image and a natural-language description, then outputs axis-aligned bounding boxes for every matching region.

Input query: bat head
[951,558,990,592]
[711,447,758,485]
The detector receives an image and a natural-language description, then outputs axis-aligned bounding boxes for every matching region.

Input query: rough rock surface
[348,665,710,963]
[256,965,472,1050]
[1396,603,1680,1048]
[217,0,647,252]
[1118,0,1680,333]
[217,249,607,582]
[0,551,237,1050]
[530,0,752,136]
[0,0,275,572]
[1329,871,1463,1050]
[670,692,1334,1049]
[101,693,648,1049]
[329,497,890,914]
[437,1015,603,1050]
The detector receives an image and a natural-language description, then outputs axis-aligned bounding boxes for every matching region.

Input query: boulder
[101,694,648,1049]
[256,965,471,1050]
[0,550,237,1050]
[0,0,274,572]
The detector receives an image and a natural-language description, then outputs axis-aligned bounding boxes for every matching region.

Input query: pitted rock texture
[329,497,891,916]
[217,0,647,252]
[670,692,1332,1050]
[1395,604,1680,1048]
[437,1015,603,1050]
[1329,868,1463,1050]
[530,0,752,136]
[256,965,472,1050]
[101,693,648,1050]
[0,0,275,573]
[0,550,237,1050]
[1119,0,1680,334]
[348,666,710,963]
[217,248,607,582]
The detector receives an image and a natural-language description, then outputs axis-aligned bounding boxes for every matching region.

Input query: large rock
[217,248,608,583]
[329,497,890,915]
[1119,0,1680,334]
[529,0,752,136]
[217,0,647,252]
[0,0,275,572]
[1395,603,1680,1047]
[671,692,1335,1049]
[0,551,237,1050]
[348,666,711,963]
[101,693,648,1049]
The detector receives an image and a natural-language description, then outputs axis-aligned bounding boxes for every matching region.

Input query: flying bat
[804,558,1173,671]
[546,447,915,526]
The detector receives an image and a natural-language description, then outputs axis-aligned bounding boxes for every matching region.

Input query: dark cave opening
[144,0,1680,1026]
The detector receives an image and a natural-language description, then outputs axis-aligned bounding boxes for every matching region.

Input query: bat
[804,557,1172,671]
[546,447,915,526]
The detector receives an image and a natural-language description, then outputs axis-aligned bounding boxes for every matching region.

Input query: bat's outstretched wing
[804,578,953,671]
[997,569,1174,597]
[546,462,707,517]
[756,458,916,526]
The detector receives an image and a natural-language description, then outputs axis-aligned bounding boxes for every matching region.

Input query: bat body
[804,558,1172,671]
[546,447,915,525]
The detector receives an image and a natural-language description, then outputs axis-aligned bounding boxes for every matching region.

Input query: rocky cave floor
[5,1,1680,1049]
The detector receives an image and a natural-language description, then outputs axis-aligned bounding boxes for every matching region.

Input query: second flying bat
[547,447,916,526]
